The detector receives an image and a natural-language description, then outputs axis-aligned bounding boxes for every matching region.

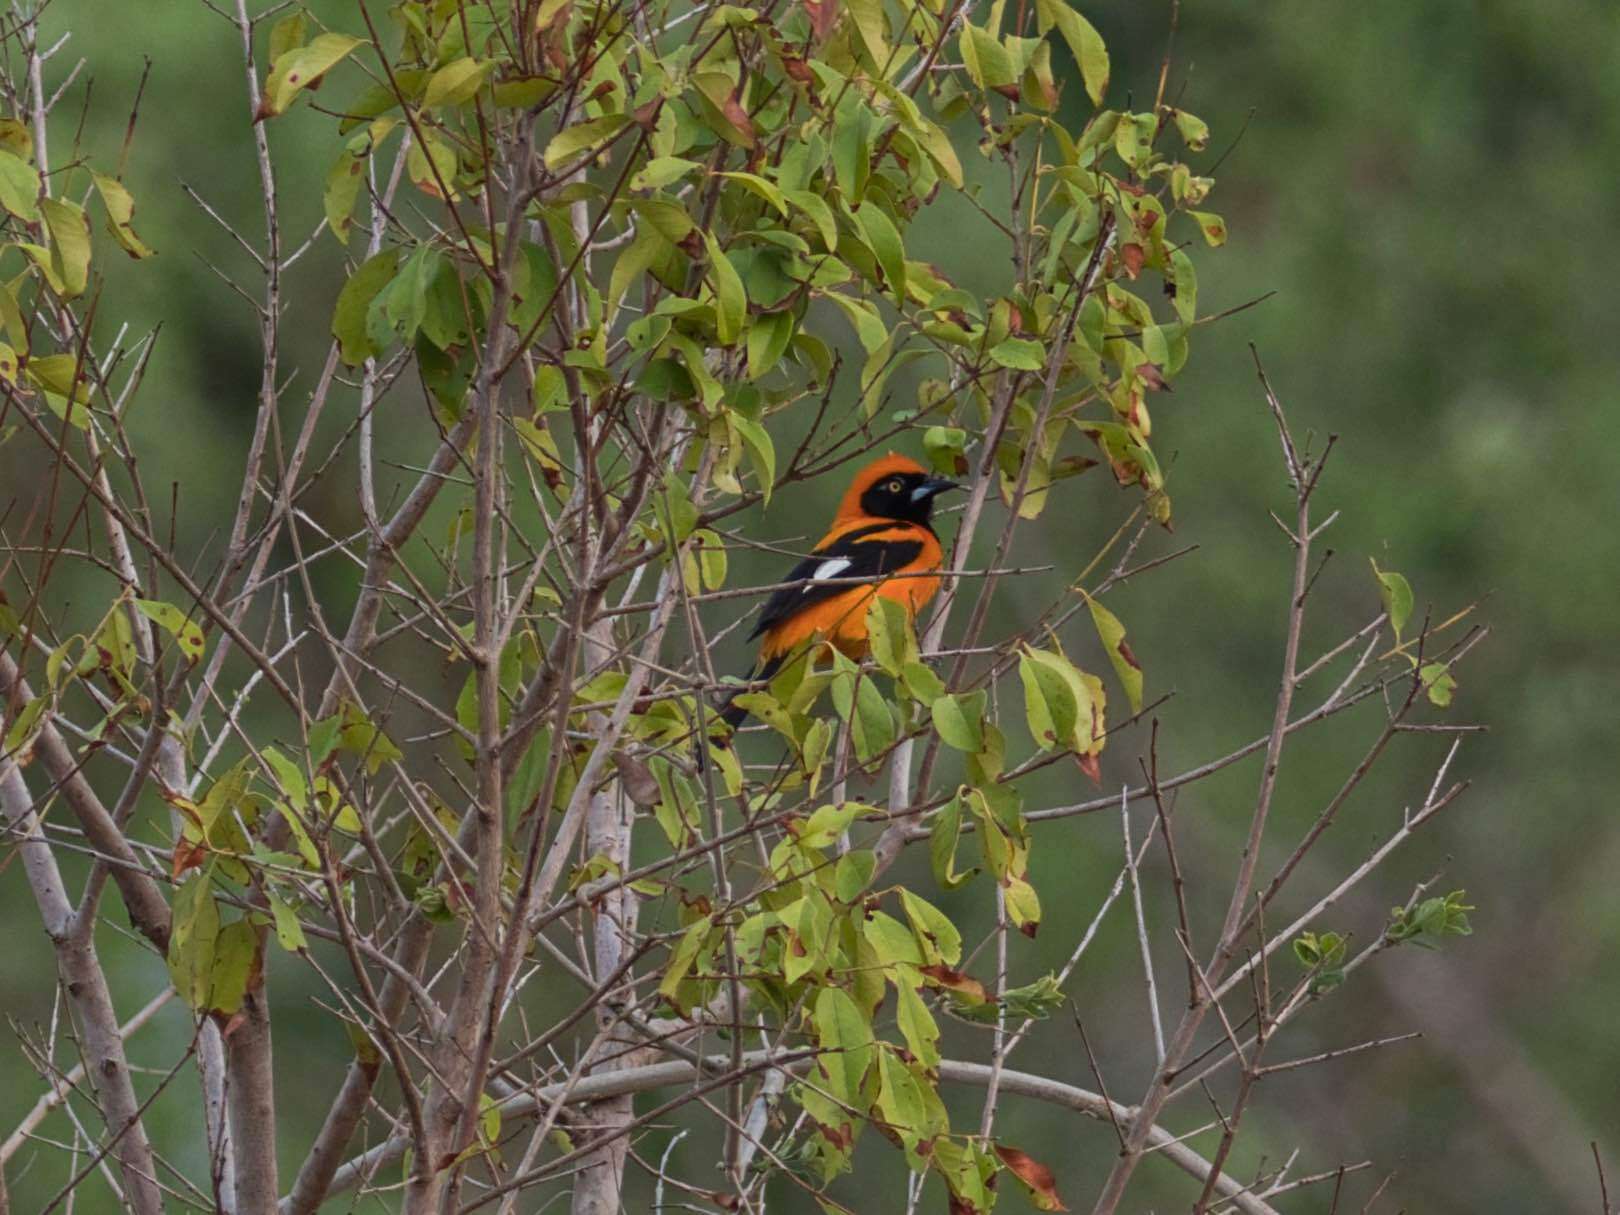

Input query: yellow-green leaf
[422,57,493,109]
[543,113,630,171]
[1034,0,1109,105]
[0,148,41,221]
[91,173,155,259]
[167,873,221,1010]
[42,198,91,298]
[1082,591,1142,713]
[259,33,364,120]
[1370,559,1413,638]
[132,598,207,663]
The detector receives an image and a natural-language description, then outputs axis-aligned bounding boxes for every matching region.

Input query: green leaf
[543,114,631,171]
[691,73,757,149]
[875,1049,928,1147]
[42,198,91,298]
[260,33,364,120]
[899,888,962,965]
[1370,559,1413,638]
[825,291,886,353]
[959,24,1016,91]
[1018,646,1078,751]
[658,917,711,1009]
[703,231,747,345]
[1017,645,1103,758]
[267,12,307,66]
[746,309,795,380]
[88,172,154,259]
[3,694,49,757]
[1083,592,1142,713]
[631,156,701,190]
[1000,972,1065,1020]
[854,203,906,304]
[929,792,976,890]
[167,872,221,1011]
[988,336,1045,371]
[209,919,259,1014]
[606,227,666,322]
[913,118,964,189]
[1420,662,1457,708]
[932,691,985,753]
[865,596,917,676]
[797,801,867,848]
[784,189,838,252]
[833,664,896,763]
[422,57,493,109]
[893,989,943,1076]
[332,248,400,365]
[323,145,366,246]
[0,148,40,221]
[1004,875,1042,936]
[864,910,925,967]
[813,987,874,1107]
[1035,0,1110,105]
[1172,108,1210,151]
[268,891,308,952]
[716,170,788,216]
[729,411,775,503]
[693,528,728,590]
[901,660,946,706]
[844,0,889,66]
[132,598,206,664]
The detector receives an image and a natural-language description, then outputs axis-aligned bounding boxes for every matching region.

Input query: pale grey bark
[0,765,163,1215]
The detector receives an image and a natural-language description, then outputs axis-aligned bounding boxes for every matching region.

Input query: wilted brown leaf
[994,1144,1068,1211]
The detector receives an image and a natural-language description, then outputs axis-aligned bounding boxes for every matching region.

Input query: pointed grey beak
[911,477,961,502]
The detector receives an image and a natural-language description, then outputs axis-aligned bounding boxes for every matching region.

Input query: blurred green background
[4,1,1618,1211]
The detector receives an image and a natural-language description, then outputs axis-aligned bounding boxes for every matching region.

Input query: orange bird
[722,453,959,726]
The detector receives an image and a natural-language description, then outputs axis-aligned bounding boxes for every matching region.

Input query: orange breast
[758,527,943,660]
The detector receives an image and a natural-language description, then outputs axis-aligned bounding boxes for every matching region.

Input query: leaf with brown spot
[1120,242,1144,279]
[1073,751,1101,785]
[1135,362,1169,392]
[918,963,992,1006]
[994,1144,1068,1211]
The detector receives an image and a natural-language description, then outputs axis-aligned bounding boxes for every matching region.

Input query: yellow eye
[887,479,903,493]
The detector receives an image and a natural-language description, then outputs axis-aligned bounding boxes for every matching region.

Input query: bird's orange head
[834,453,960,526]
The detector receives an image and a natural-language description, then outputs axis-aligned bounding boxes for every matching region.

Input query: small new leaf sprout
[1292,930,1349,994]
[1387,890,1476,951]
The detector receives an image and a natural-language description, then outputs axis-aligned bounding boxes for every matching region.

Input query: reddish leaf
[782,57,814,86]
[632,97,662,130]
[994,1144,1068,1211]
[1073,751,1101,785]
[1136,362,1169,392]
[719,90,757,147]
[918,963,993,1005]
[1120,242,1145,279]
[811,1118,854,1151]
[802,0,840,41]
[171,838,207,877]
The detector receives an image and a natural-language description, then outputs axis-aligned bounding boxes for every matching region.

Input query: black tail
[718,654,785,728]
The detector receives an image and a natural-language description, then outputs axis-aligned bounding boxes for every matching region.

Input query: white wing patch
[806,557,853,589]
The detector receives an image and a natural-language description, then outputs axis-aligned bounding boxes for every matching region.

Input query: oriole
[721,453,959,726]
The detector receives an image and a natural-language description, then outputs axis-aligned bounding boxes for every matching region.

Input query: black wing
[748,523,924,641]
